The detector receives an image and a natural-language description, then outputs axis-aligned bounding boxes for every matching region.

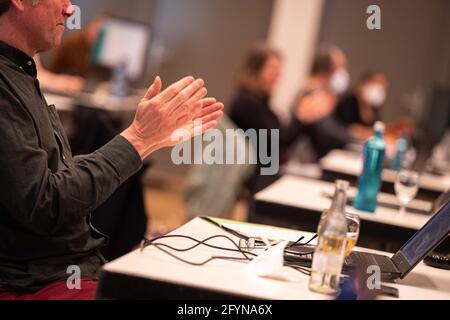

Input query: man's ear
[9,0,26,12]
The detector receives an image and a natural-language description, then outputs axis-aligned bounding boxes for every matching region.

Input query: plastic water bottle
[309,180,349,295]
[392,135,408,171]
[353,122,386,213]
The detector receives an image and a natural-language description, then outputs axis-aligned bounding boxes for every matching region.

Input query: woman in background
[229,44,303,193]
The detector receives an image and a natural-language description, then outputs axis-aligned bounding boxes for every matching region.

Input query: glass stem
[399,204,406,217]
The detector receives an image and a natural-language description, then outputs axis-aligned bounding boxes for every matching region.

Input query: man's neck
[0,17,36,57]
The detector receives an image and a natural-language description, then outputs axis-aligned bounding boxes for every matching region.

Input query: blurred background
[38,0,450,259]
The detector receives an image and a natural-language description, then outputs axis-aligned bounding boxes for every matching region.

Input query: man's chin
[38,37,63,53]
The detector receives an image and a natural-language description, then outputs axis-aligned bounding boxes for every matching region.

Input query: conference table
[97,217,450,300]
[44,91,141,113]
[320,150,450,201]
[253,175,434,252]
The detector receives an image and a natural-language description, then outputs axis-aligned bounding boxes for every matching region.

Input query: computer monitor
[91,18,151,81]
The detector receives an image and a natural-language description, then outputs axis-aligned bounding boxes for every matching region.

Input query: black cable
[291,266,312,276]
[141,233,318,272]
[286,236,305,248]
[151,243,252,266]
[141,234,258,262]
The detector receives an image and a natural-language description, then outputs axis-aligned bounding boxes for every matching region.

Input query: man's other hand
[121,76,224,159]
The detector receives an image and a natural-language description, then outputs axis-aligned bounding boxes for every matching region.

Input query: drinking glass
[394,169,419,218]
[344,213,360,257]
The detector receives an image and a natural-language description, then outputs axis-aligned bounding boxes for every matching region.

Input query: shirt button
[27,61,32,66]
[62,154,67,161]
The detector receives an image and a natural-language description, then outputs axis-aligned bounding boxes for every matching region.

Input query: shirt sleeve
[0,91,142,236]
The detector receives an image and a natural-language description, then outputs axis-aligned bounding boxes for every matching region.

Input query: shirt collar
[0,41,37,77]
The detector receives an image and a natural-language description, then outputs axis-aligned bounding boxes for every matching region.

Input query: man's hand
[121,76,224,159]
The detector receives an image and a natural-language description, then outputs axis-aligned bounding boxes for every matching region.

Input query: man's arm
[0,92,143,236]
[0,76,223,236]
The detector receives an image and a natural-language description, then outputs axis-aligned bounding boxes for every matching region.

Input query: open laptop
[285,199,450,281]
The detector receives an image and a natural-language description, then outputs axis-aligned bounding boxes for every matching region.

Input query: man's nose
[63,1,75,18]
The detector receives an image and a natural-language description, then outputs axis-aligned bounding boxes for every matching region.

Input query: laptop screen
[392,199,450,277]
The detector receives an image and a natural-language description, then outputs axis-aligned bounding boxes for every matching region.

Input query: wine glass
[344,213,360,257]
[394,169,419,218]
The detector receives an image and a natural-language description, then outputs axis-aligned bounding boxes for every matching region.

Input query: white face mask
[363,84,386,107]
[329,69,350,95]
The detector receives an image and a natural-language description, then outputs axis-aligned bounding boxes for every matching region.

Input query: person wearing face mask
[182,44,304,226]
[294,44,354,160]
[335,72,388,140]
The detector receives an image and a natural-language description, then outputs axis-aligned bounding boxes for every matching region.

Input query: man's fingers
[170,86,208,119]
[190,119,220,138]
[176,109,222,133]
[167,78,205,111]
[142,76,162,101]
[199,97,217,108]
[195,102,224,119]
[193,110,223,127]
[159,76,195,103]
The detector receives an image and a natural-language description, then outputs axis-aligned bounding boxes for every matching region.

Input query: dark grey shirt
[0,41,142,292]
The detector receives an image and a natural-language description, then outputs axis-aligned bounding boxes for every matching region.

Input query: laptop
[285,199,450,281]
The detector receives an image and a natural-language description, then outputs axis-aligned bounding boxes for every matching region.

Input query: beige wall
[150,0,274,107]
[52,0,274,108]
[318,0,450,122]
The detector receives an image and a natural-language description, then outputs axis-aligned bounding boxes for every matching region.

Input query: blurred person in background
[183,114,256,223]
[35,54,84,93]
[47,14,105,78]
[229,44,305,194]
[295,44,357,159]
[335,71,388,141]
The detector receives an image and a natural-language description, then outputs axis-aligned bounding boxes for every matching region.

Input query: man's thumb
[143,76,162,100]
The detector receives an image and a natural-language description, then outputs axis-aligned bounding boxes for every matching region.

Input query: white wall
[268,0,325,122]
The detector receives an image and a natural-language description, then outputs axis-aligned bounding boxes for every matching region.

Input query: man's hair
[0,0,10,17]
[311,44,344,76]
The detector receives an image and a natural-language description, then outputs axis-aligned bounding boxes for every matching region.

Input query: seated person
[35,54,84,94]
[295,44,355,160]
[228,44,304,193]
[39,16,153,261]
[47,14,105,78]
[335,71,389,141]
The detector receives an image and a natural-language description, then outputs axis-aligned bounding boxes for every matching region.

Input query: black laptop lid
[392,199,450,278]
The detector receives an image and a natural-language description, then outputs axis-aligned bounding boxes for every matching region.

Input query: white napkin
[244,241,302,282]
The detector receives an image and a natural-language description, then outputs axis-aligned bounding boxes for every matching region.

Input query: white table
[44,91,140,113]
[98,218,450,300]
[320,150,450,195]
[255,175,432,231]
[253,175,436,252]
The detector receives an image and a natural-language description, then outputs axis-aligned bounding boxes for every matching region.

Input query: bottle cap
[374,121,385,133]
[335,180,350,191]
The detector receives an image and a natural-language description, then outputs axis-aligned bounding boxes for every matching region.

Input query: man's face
[22,0,73,53]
